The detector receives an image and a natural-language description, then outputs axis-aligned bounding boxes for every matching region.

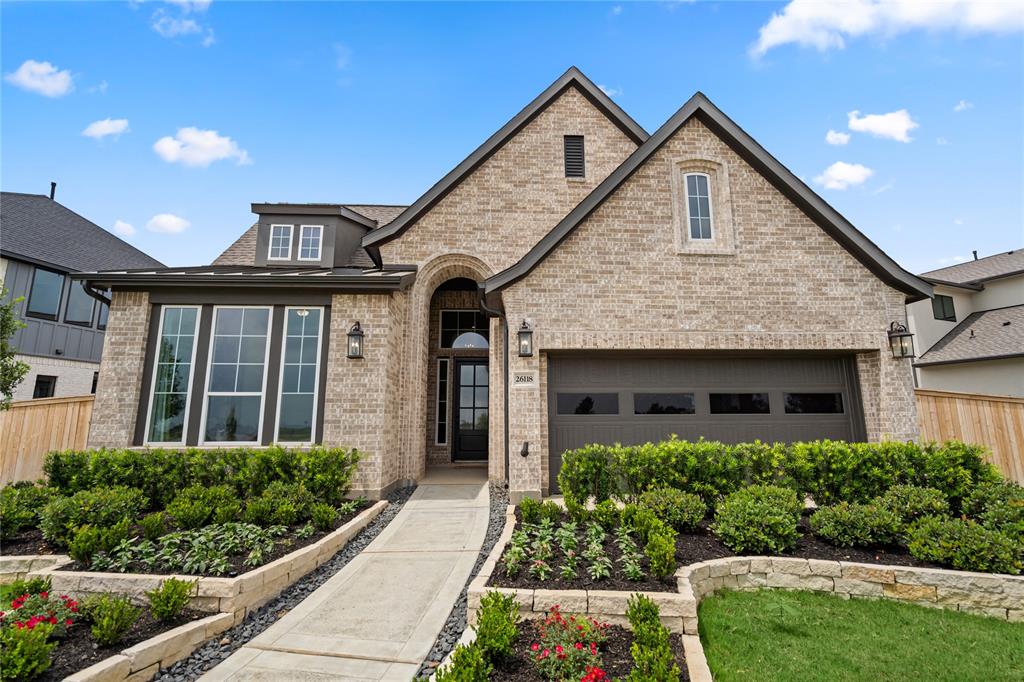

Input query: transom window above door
[440,310,489,349]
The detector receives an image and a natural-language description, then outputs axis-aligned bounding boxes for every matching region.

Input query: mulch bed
[39,608,204,681]
[1,502,368,578]
[489,510,938,593]
[488,620,689,681]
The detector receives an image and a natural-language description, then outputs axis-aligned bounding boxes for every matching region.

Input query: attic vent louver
[564,135,585,178]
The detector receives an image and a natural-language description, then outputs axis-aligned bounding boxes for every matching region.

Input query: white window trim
[435,357,449,445]
[274,306,324,445]
[143,305,201,446]
[298,224,323,261]
[268,224,294,261]
[683,172,714,241]
[199,305,274,446]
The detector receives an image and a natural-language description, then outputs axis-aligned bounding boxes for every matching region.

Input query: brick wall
[11,354,98,401]
[499,116,920,497]
[88,291,151,447]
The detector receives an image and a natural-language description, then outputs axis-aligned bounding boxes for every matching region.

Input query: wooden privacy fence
[916,388,1024,485]
[0,395,93,484]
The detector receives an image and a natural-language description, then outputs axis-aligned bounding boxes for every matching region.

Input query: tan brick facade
[88,290,151,447]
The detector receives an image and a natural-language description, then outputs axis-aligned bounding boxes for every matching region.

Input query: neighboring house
[907,249,1024,398]
[77,68,932,501]
[0,190,164,401]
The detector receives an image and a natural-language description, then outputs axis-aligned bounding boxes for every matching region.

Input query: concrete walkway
[203,467,489,681]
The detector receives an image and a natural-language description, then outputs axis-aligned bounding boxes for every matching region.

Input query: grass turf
[698,589,1024,682]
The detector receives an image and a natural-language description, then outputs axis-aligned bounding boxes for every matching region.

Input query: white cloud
[165,0,212,12]
[814,161,873,190]
[146,213,190,234]
[151,7,214,46]
[88,80,109,95]
[611,5,623,15]
[334,43,352,70]
[953,99,974,112]
[847,109,918,142]
[936,136,949,145]
[937,255,967,266]
[112,220,136,237]
[825,129,850,145]
[953,218,964,225]
[599,84,623,97]
[4,60,73,97]
[82,118,130,140]
[872,182,894,195]
[751,0,1024,57]
[153,127,251,167]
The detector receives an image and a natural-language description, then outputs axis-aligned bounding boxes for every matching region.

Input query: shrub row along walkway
[202,468,490,681]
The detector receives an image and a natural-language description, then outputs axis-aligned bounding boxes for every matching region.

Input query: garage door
[547,354,865,492]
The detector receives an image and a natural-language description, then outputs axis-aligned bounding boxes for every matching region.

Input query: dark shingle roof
[920,249,1024,285]
[915,304,1024,366]
[0,192,164,272]
[212,223,258,266]
[343,205,407,226]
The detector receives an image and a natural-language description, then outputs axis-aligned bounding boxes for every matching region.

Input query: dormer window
[299,225,323,261]
[684,173,713,240]
[269,225,293,260]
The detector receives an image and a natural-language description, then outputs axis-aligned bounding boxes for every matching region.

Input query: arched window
[452,332,488,349]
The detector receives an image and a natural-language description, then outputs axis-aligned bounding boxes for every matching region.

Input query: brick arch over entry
[397,254,496,483]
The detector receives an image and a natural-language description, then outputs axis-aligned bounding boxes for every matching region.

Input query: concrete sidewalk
[203,470,489,681]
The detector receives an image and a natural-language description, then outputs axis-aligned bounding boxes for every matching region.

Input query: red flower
[575,642,584,650]
[65,619,73,626]
[531,643,539,651]
[555,645,563,654]
[39,592,48,600]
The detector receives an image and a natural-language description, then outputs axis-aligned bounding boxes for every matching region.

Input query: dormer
[251,203,377,269]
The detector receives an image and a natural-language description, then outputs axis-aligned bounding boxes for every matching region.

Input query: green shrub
[591,499,619,530]
[963,480,1024,542]
[713,485,802,554]
[85,594,140,646]
[434,642,492,681]
[146,578,195,621]
[558,444,617,511]
[519,497,542,525]
[243,497,275,526]
[0,576,51,605]
[0,622,55,680]
[310,503,337,532]
[140,511,167,541]
[39,486,146,547]
[877,485,949,529]
[625,594,681,682]
[474,591,520,663]
[0,483,57,540]
[166,485,237,530]
[639,487,707,531]
[810,502,901,548]
[644,529,677,579]
[621,504,666,545]
[68,519,131,564]
[907,516,1021,575]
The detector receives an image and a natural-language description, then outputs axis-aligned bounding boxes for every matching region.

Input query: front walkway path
[203,468,489,681]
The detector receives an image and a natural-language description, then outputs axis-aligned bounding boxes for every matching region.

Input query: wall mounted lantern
[887,321,915,359]
[518,320,534,357]
[347,321,365,359]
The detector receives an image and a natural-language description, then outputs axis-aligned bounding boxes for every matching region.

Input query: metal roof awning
[71,265,417,291]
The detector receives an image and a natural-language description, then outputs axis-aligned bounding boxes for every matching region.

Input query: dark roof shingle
[916,304,1024,366]
[0,192,164,271]
[920,249,1024,285]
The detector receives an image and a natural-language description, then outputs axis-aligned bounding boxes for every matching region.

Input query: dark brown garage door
[547,353,866,492]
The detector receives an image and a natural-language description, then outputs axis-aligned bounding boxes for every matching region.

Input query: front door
[453,358,488,460]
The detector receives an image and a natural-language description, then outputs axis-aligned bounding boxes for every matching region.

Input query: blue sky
[2,1,1022,273]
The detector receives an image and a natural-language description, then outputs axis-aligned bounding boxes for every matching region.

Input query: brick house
[78,68,932,501]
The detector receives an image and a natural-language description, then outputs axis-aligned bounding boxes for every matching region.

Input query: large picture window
[146,306,199,444]
[203,307,271,443]
[64,283,96,326]
[276,307,322,442]
[26,268,64,320]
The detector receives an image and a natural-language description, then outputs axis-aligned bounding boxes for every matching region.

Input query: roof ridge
[920,248,1023,276]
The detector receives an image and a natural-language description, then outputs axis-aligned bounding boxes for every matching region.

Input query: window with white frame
[684,173,713,240]
[298,225,323,261]
[203,307,270,443]
[268,225,293,260]
[276,307,322,442]
[146,306,199,444]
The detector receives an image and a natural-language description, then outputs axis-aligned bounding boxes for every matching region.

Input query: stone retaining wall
[25,501,387,625]
[676,556,1024,633]
[0,554,68,583]
[64,613,234,682]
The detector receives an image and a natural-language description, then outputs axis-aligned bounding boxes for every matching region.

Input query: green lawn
[698,589,1024,682]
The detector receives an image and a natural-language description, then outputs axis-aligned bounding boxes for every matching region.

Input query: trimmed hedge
[42,445,360,507]
[557,438,999,511]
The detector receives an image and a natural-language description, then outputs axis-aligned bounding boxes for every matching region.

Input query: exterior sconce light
[347,321,365,359]
[887,321,915,359]
[518,320,534,357]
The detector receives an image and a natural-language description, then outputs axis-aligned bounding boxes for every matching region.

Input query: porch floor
[202,477,489,681]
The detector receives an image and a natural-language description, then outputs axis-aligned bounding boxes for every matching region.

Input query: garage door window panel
[709,392,770,414]
[634,393,695,415]
[784,392,844,414]
[557,393,619,415]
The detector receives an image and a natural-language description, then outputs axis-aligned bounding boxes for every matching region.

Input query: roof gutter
[81,281,111,307]
[69,271,416,291]
[913,352,1024,368]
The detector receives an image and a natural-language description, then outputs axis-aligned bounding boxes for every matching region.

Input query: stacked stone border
[470,507,1024,682]
[0,502,386,682]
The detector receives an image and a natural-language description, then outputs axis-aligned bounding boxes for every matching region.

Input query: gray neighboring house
[0,190,164,401]
[908,249,1024,398]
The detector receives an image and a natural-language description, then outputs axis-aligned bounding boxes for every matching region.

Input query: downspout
[478,286,509,487]
[81,280,111,306]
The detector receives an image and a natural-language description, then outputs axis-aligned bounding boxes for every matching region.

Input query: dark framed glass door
[453,358,488,460]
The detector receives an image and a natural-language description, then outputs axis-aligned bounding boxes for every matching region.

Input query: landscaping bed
[698,588,1024,681]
